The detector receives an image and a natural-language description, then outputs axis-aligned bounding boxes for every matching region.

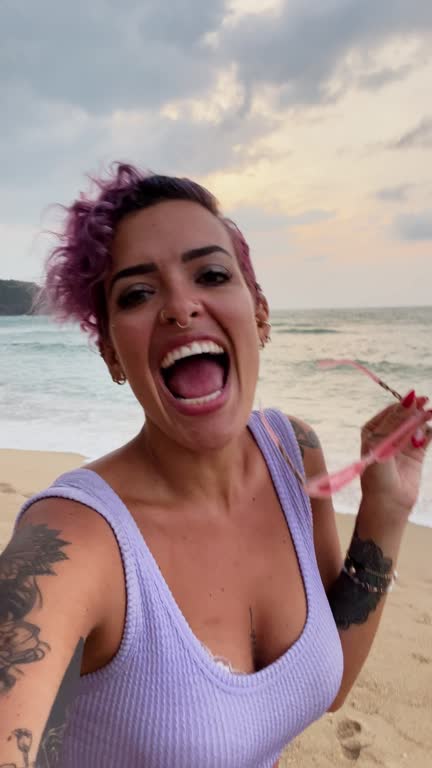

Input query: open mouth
[160,341,230,405]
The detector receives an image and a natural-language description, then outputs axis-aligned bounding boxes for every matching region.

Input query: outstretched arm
[0,499,110,767]
[288,412,422,711]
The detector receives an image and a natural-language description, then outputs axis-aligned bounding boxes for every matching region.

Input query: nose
[159,298,201,328]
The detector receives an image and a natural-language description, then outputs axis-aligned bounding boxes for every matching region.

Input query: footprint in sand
[415,612,431,626]
[336,718,363,761]
[0,482,16,494]
[411,652,431,664]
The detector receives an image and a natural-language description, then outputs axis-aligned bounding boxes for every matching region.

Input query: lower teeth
[178,389,222,405]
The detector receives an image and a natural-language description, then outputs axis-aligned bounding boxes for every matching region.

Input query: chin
[144,397,252,455]
[179,428,243,454]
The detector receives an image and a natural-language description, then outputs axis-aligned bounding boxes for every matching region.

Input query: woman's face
[104,199,266,451]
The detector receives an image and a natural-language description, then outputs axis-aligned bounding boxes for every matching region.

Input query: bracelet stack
[343,554,398,594]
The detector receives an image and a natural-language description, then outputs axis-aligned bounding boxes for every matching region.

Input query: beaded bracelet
[343,556,398,594]
[345,554,394,580]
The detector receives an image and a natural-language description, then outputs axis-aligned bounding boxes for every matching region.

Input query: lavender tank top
[16,409,343,768]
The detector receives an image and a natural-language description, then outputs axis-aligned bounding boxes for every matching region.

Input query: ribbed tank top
[15,409,343,768]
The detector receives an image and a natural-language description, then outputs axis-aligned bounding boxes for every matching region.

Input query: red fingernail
[402,390,416,408]
[412,427,426,448]
[416,396,429,409]
[412,435,426,448]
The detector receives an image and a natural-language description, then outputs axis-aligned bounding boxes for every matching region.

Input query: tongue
[168,357,224,399]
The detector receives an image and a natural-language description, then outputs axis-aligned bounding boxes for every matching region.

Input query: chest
[83,476,308,677]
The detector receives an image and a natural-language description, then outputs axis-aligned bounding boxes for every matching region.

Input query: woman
[1,164,430,768]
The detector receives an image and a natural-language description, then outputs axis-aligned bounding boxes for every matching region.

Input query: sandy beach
[1,449,431,767]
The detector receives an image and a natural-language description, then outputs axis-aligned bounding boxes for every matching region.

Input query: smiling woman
[1,163,430,768]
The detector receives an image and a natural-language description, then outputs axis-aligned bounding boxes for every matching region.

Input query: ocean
[1,307,431,527]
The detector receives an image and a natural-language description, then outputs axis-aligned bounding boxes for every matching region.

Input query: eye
[196,265,232,286]
[116,285,155,309]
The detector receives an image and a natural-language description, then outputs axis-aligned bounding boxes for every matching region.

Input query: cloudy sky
[1,0,431,309]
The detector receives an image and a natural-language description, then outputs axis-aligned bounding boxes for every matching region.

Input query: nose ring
[159,309,192,329]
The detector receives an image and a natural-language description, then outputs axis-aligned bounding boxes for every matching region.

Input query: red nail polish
[412,435,426,448]
[402,390,416,408]
[412,427,426,448]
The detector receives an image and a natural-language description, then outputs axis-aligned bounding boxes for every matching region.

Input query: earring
[256,318,272,347]
[113,372,127,385]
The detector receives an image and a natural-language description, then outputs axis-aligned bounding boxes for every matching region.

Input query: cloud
[0,0,225,114]
[395,211,432,240]
[389,116,432,149]
[221,0,432,108]
[0,82,276,223]
[376,184,412,201]
[2,0,432,288]
[303,254,329,263]
[228,205,335,232]
[2,0,432,125]
[227,206,293,232]
[285,210,336,227]
[356,63,414,91]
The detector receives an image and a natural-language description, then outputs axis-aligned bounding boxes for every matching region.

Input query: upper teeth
[161,341,224,369]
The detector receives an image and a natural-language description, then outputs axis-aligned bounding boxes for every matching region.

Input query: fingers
[406,395,431,450]
[371,410,431,462]
[361,392,432,456]
[412,415,432,450]
[361,403,398,437]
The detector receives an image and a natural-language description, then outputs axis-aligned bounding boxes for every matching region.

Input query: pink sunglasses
[260,359,431,499]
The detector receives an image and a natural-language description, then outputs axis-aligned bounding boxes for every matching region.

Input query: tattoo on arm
[327,572,382,630]
[289,419,321,459]
[327,530,393,630]
[0,637,84,768]
[0,524,70,695]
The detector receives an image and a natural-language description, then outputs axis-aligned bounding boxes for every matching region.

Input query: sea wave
[353,359,432,377]
[275,327,340,335]
[7,340,92,352]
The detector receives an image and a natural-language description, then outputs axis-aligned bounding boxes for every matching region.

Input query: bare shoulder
[286,414,322,469]
[285,414,343,589]
[14,496,120,632]
[0,498,120,763]
[16,494,117,553]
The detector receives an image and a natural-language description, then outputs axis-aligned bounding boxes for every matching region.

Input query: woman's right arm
[0,498,111,767]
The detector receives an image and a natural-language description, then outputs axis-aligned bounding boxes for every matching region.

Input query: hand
[360,394,432,517]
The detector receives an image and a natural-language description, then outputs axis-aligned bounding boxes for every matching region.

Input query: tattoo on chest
[0,524,70,695]
[328,530,393,630]
[249,606,258,668]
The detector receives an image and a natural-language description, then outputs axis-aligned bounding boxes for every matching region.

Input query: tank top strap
[248,408,314,549]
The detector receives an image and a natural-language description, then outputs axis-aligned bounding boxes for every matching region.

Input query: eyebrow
[109,244,231,295]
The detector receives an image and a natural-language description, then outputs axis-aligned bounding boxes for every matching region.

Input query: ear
[255,292,271,347]
[98,334,125,384]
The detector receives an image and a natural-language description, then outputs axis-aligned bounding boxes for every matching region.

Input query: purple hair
[42,163,264,350]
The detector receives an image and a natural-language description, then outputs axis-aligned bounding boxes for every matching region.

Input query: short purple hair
[42,163,264,350]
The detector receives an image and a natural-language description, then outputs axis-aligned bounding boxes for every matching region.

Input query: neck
[133,418,254,512]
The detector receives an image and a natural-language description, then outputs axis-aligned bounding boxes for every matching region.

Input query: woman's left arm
[289,396,431,712]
